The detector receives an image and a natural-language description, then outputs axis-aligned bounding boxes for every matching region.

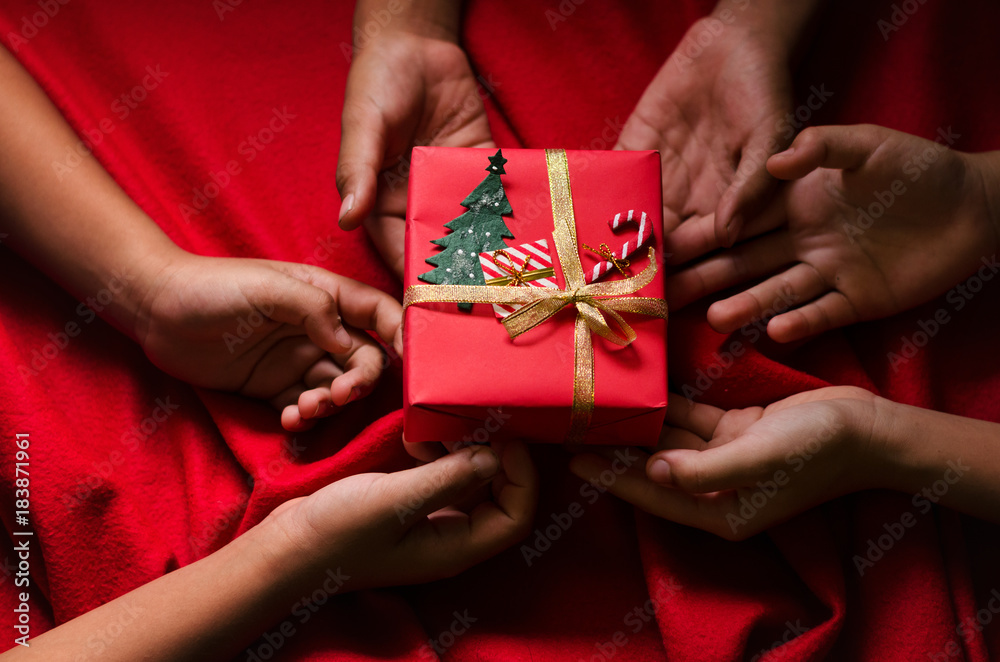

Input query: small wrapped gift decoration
[403,147,668,445]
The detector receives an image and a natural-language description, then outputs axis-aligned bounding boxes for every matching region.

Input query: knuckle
[362,355,384,382]
[314,291,338,317]
[729,253,750,280]
[796,126,821,146]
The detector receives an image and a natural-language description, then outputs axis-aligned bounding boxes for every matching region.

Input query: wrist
[865,398,951,496]
[830,393,894,492]
[250,499,338,583]
[708,0,826,65]
[353,0,461,46]
[128,242,196,344]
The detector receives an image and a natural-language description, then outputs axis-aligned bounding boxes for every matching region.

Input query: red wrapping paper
[403,147,667,445]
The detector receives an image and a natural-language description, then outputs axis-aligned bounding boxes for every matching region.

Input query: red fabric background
[0,1,998,660]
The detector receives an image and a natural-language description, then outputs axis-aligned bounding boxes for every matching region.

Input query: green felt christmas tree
[419,149,514,311]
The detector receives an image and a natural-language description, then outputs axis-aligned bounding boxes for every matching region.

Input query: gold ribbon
[583,242,631,277]
[403,149,669,442]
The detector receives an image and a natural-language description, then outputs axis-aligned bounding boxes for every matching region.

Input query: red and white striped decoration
[584,209,653,283]
[479,239,557,320]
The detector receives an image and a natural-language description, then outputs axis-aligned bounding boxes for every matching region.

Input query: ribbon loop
[490,249,531,287]
[584,241,631,277]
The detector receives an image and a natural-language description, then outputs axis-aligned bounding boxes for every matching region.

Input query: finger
[484,440,537,524]
[404,435,447,462]
[332,267,403,355]
[716,128,789,247]
[708,407,766,447]
[244,271,353,355]
[766,290,861,343]
[444,439,537,563]
[328,332,385,407]
[401,440,538,575]
[665,396,725,440]
[281,264,403,354]
[272,384,317,432]
[274,361,342,430]
[645,436,776,494]
[270,381,308,411]
[664,231,792,310]
[385,446,502,527]
[614,110,662,152]
[569,453,745,538]
[767,125,884,181]
[663,213,718,267]
[294,386,334,424]
[707,262,828,335]
[281,404,318,432]
[240,336,327,399]
[666,200,788,271]
[303,357,344,389]
[658,427,711,452]
[645,457,845,539]
[732,197,788,246]
[587,445,652,466]
[576,452,836,541]
[292,331,384,422]
[336,92,387,230]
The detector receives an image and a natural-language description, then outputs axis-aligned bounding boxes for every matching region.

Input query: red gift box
[403,147,667,445]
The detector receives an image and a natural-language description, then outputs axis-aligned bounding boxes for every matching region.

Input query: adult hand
[616,7,794,252]
[337,23,494,279]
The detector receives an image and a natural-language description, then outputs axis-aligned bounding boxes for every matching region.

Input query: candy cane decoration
[584,210,653,283]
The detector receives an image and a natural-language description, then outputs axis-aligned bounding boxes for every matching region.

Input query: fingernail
[338,194,355,228]
[335,326,352,348]
[470,446,500,479]
[348,387,361,404]
[649,459,672,485]
[775,147,795,158]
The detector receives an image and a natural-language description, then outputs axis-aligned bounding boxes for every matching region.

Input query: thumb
[646,438,769,494]
[381,446,501,525]
[766,124,885,181]
[715,129,786,247]
[336,93,387,231]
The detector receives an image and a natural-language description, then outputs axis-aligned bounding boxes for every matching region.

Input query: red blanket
[2,1,999,660]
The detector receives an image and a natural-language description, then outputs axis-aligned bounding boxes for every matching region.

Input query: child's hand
[262,440,537,588]
[336,27,494,279]
[134,254,402,431]
[665,124,1000,342]
[569,387,888,540]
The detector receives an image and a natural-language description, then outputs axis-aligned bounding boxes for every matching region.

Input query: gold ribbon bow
[483,249,555,287]
[403,149,669,442]
[583,242,631,277]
